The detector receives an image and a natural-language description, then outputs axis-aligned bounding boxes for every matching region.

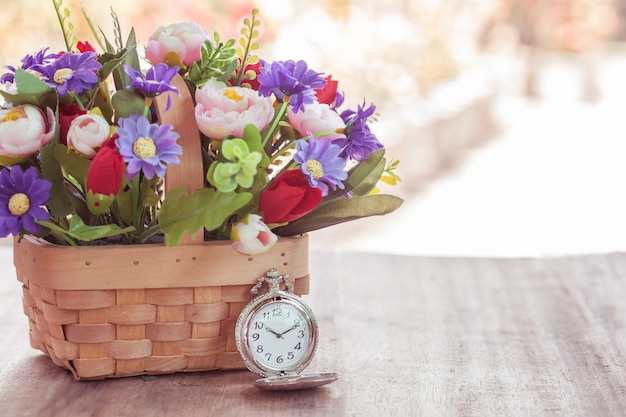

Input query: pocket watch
[235,268,338,390]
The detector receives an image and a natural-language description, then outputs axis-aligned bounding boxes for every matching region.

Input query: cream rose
[66,113,111,158]
[0,105,55,162]
[194,79,274,140]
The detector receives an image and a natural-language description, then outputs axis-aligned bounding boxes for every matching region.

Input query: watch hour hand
[263,324,283,338]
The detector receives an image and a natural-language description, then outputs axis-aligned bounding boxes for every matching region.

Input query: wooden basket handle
[153,73,204,245]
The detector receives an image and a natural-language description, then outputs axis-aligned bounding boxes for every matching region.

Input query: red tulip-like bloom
[76,41,96,53]
[86,135,125,214]
[315,75,338,105]
[258,169,323,225]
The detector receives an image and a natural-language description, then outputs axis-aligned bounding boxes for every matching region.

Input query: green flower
[208,138,262,192]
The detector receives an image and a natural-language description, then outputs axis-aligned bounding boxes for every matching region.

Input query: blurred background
[2,0,626,257]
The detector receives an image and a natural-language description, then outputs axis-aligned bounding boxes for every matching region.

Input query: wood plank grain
[1,246,626,416]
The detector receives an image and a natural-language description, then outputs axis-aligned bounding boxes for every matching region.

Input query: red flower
[315,75,338,105]
[58,103,87,145]
[77,41,96,53]
[259,170,323,224]
[86,135,124,197]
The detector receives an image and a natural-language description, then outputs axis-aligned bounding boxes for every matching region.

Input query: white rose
[67,113,111,158]
[231,214,278,255]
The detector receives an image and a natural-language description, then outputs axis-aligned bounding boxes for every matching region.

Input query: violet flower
[1,48,59,84]
[294,136,347,196]
[124,63,180,110]
[116,114,182,180]
[124,63,180,97]
[337,102,383,161]
[0,165,51,237]
[33,51,101,97]
[257,60,326,112]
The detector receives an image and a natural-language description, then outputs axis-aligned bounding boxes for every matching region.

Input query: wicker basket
[12,74,310,380]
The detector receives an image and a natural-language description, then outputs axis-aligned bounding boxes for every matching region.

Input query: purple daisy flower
[1,48,59,84]
[0,165,51,237]
[124,63,180,97]
[115,114,182,180]
[32,51,101,97]
[257,60,326,112]
[124,63,180,110]
[294,136,347,196]
[337,102,383,161]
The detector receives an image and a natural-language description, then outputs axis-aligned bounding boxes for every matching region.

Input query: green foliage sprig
[234,8,261,86]
[52,0,78,51]
[187,34,238,88]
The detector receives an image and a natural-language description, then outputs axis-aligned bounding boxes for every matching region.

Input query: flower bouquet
[3,1,402,379]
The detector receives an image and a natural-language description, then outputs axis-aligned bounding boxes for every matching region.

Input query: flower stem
[131,175,140,235]
[262,101,288,148]
[269,141,296,164]
[143,98,153,119]
[137,224,161,243]
[111,200,131,244]
[70,91,85,110]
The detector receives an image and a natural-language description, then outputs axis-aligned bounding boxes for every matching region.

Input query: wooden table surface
[1,243,626,417]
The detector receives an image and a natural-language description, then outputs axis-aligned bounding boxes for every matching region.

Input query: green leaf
[100,21,139,90]
[112,89,146,119]
[159,186,252,246]
[325,149,385,200]
[40,140,74,218]
[242,124,270,169]
[80,3,106,52]
[98,46,134,83]
[351,156,386,196]
[53,144,90,189]
[115,184,134,225]
[122,29,141,83]
[15,69,53,95]
[274,194,404,236]
[39,217,135,242]
[0,70,58,109]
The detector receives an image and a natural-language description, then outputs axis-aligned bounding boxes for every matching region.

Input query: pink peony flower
[231,214,278,255]
[66,113,112,158]
[0,105,55,162]
[145,22,209,67]
[287,102,346,141]
[194,79,274,140]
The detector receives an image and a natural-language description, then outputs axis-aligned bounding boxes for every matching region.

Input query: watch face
[238,294,318,376]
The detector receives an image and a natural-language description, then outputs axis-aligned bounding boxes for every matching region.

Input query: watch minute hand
[279,323,301,337]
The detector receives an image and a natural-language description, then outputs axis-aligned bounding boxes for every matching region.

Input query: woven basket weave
[13,74,310,380]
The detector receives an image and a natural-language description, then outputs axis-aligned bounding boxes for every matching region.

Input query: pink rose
[287,102,346,141]
[66,113,111,158]
[195,79,274,140]
[145,22,209,67]
[0,105,55,162]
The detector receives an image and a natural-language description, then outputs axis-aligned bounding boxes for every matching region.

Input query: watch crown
[250,268,293,295]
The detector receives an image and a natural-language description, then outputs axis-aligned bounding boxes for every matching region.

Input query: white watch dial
[241,296,317,375]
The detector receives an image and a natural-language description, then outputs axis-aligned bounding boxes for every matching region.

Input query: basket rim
[14,234,309,291]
